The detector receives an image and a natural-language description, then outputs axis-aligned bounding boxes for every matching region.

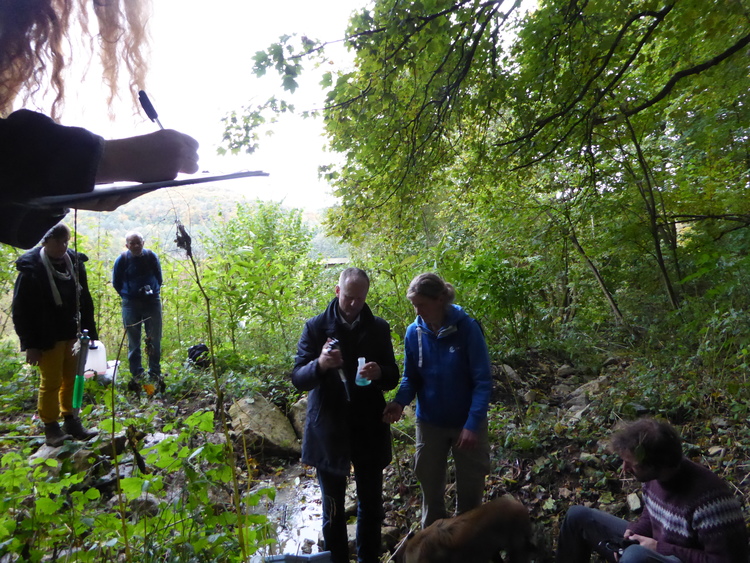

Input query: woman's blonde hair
[407,272,456,304]
[0,0,149,118]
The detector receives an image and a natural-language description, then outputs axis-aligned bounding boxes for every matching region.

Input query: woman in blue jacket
[383,272,492,528]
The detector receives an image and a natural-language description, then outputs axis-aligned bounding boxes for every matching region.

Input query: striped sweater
[629,458,748,563]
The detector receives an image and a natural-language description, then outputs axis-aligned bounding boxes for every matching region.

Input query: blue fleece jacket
[112,249,162,299]
[393,304,492,432]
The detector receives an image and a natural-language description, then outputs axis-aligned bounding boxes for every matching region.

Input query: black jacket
[12,247,98,351]
[292,298,399,475]
[0,110,103,248]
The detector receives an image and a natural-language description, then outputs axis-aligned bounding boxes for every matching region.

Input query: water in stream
[249,462,326,560]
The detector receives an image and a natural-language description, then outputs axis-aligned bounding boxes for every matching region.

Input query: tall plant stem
[178,224,249,561]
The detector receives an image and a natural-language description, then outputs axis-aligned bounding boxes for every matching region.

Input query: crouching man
[556,418,748,563]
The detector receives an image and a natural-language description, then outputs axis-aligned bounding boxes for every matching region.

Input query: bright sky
[61,0,362,211]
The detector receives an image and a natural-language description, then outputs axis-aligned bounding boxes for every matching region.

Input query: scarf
[40,247,76,307]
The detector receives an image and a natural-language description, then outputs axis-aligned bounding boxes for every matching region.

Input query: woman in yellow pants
[12,223,99,447]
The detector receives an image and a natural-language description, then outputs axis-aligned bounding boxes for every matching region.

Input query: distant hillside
[70,181,347,259]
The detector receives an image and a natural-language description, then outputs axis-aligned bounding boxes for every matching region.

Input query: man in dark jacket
[292,268,399,563]
[112,232,164,393]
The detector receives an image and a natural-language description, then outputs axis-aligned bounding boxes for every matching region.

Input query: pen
[138,90,164,129]
[338,368,351,402]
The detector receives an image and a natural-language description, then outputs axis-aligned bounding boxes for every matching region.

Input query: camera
[326,338,340,352]
[598,538,638,556]
[139,285,154,297]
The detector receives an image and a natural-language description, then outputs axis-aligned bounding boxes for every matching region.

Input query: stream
[248,462,326,560]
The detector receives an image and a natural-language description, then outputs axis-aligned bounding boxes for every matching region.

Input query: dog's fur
[393,497,532,563]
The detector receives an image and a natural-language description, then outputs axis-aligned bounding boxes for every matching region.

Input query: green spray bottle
[72,329,90,413]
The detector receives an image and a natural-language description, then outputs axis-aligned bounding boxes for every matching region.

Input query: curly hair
[0,0,149,118]
[609,418,683,470]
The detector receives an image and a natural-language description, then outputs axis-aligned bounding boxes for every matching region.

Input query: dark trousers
[556,505,682,563]
[121,296,162,377]
[317,462,384,563]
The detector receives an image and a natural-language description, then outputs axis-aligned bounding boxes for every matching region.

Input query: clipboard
[25,170,269,209]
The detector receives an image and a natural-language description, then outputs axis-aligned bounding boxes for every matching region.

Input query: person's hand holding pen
[75,91,199,211]
[98,91,198,183]
[95,130,199,184]
[75,131,199,211]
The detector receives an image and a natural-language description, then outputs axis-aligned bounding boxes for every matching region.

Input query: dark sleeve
[0,110,103,200]
[373,319,399,391]
[291,320,326,391]
[628,498,653,537]
[464,319,492,432]
[0,110,104,249]
[0,205,69,249]
[153,252,163,286]
[77,254,98,341]
[12,271,38,351]
[112,255,124,295]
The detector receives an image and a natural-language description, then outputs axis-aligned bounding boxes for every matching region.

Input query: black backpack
[187,343,210,369]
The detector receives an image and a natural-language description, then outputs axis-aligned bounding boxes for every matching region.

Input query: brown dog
[392,496,532,563]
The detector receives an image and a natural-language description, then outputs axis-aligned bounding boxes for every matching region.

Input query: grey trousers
[556,505,683,563]
[414,419,491,528]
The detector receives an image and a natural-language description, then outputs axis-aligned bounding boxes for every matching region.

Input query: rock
[498,364,522,384]
[290,397,307,439]
[30,441,79,476]
[71,448,98,473]
[602,501,626,515]
[229,395,301,457]
[300,538,315,554]
[131,493,160,518]
[566,405,590,423]
[347,523,357,554]
[552,383,575,396]
[711,417,729,428]
[627,492,642,513]
[566,392,588,409]
[523,390,538,403]
[564,375,609,409]
[142,431,177,450]
[579,452,600,465]
[344,481,357,516]
[557,364,578,377]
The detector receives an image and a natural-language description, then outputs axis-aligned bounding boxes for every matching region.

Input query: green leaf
[119,477,146,501]
[184,410,214,432]
[35,497,61,516]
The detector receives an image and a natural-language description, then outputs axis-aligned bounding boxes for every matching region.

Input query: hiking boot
[44,422,72,447]
[63,415,98,441]
[148,372,166,393]
[127,377,142,396]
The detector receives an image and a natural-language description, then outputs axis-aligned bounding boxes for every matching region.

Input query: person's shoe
[63,415,98,441]
[148,372,166,393]
[44,422,72,447]
[127,377,142,396]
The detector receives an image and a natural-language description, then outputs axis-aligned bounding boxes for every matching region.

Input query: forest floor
[2,350,748,562]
